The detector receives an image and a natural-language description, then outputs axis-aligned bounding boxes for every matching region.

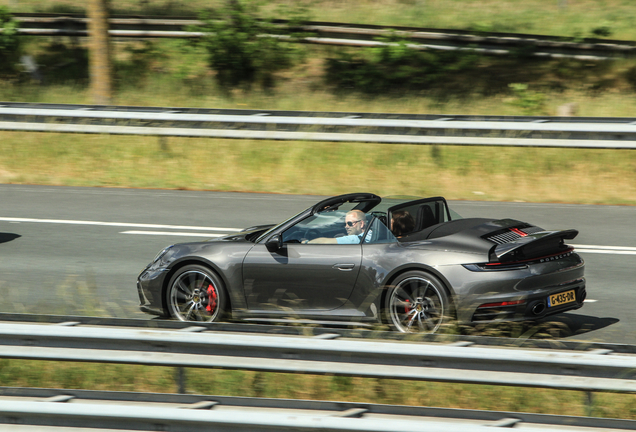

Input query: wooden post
[87,0,112,105]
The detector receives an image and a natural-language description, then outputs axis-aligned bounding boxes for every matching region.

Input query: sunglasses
[345,220,362,227]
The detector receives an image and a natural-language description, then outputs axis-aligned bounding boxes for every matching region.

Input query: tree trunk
[87,0,112,105]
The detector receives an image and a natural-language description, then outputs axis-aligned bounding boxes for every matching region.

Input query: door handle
[333,263,355,271]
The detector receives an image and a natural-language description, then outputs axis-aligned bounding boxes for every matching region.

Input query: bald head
[345,210,366,236]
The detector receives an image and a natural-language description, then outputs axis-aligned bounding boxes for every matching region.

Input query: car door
[242,207,363,312]
[242,243,362,312]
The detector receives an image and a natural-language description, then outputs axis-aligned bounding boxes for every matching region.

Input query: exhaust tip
[531,301,546,316]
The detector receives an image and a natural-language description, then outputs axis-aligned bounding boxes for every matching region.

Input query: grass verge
[2,130,636,205]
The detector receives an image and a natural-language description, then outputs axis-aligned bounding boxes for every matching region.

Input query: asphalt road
[1,184,634,344]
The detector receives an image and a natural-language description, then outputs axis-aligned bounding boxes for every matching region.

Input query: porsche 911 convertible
[137,193,585,333]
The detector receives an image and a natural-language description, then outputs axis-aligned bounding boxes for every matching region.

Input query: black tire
[384,271,451,333]
[167,264,228,322]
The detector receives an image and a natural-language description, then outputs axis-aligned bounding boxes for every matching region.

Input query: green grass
[0,360,635,419]
[2,127,636,205]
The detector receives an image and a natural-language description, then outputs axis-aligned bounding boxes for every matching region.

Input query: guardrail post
[175,367,187,394]
[585,391,594,416]
[159,136,169,153]
[253,372,266,397]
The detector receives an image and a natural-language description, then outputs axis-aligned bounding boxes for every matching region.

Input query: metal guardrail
[10,13,636,60]
[1,316,636,429]
[1,102,636,148]
[0,386,635,431]
[1,321,635,393]
[1,311,636,353]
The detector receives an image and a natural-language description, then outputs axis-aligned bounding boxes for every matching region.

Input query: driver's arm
[305,237,337,244]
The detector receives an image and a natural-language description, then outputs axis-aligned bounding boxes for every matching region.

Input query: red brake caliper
[404,298,411,314]
[205,284,217,313]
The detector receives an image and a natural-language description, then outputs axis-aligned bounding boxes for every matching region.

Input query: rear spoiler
[493,229,578,262]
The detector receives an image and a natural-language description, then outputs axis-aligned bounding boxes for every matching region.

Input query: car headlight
[147,245,175,270]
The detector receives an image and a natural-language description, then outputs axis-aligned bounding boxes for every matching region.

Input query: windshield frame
[254,193,459,244]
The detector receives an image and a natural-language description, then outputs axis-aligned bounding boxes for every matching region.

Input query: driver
[306,210,369,244]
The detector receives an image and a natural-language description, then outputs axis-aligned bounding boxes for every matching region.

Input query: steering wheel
[302,229,320,241]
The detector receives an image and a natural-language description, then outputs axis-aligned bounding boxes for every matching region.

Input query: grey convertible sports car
[137,193,585,333]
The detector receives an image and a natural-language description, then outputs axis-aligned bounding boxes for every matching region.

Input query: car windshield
[254,194,461,243]
[282,202,363,244]
[255,208,309,243]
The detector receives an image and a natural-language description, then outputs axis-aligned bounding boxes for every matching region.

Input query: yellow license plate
[548,290,576,307]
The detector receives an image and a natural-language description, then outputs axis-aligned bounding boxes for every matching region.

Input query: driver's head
[345,210,366,236]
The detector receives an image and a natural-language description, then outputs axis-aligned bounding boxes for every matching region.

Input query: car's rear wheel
[167,264,227,322]
[385,271,450,333]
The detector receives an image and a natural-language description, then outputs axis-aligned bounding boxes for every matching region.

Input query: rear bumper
[447,252,586,324]
[470,278,586,323]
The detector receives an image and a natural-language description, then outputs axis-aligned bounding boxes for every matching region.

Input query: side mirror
[265,234,283,253]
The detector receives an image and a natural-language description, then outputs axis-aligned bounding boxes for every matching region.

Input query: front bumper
[137,267,170,316]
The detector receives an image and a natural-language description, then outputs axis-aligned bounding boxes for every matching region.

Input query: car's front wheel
[167,264,227,322]
[385,271,450,333]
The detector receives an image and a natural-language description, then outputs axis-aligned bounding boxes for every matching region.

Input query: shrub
[34,41,89,84]
[325,34,478,94]
[626,65,636,91]
[195,0,307,90]
[507,83,546,115]
[0,6,21,77]
[114,40,167,88]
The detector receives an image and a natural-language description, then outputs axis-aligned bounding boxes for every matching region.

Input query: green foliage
[0,6,21,77]
[134,0,198,17]
[325,34,478,94]
[114,40,166,88]
[626,65,636,91]
[33,41,89,84]
[38,3,83,14]
[591,25,613,38]
[507,83,546,115]
[195,0,307,90]
[169,39,206,82]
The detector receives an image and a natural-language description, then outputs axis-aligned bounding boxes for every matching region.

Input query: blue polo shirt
[336,231,372,244]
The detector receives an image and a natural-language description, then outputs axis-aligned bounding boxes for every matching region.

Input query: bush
[114,40,166,88]
[195,0,306,90]
[507,83,546,115]
[325,34,478,94]
[0,6,21,77]
[34,41,89,84]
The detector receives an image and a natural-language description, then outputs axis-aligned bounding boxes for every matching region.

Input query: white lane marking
[575,250,636,255]
[584,299,598,303]
[121,231,225,237]
[572,244,636,251]
[0,217,241,232]
[571,244,636,255]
